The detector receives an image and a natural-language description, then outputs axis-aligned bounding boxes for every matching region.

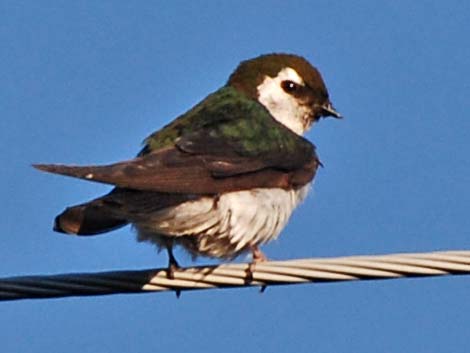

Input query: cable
[1,250,469,301]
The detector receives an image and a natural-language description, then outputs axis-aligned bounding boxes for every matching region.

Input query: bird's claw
[245,246,268,292]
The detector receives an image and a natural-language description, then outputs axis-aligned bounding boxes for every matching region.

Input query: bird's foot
[167,261,180,280]
[167,257,182,298]
[245,246,268,292]
[165,243,180,279]
[165,245,182,298]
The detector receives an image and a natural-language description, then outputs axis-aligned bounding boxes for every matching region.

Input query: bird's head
[228,53,341,135]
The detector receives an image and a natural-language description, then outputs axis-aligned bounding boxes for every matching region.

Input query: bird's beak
[321,102,342,119]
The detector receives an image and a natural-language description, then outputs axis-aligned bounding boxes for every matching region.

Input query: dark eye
[281,80,300,93]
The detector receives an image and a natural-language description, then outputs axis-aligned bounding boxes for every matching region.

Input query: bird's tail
[54,196,128,235]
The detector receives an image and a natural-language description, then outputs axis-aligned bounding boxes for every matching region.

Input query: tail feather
[54,199,128,235]
[52,188,197,236]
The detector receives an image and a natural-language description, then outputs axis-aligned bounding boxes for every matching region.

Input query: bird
[34,53,341,273]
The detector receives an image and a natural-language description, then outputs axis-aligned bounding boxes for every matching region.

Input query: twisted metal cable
[1,250,470,301]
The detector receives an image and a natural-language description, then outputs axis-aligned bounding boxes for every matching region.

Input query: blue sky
[1,1,470,352]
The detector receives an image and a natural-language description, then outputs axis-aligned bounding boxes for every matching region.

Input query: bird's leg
[164,240,182,298]
[245,245,267,291]
[164,239,180,280]
[252,246,267,262]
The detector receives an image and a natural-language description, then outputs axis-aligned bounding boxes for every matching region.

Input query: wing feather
[34,87,320,194]
[34,146,318,194]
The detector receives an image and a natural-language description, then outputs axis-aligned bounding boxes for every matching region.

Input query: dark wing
[34,87,320,194]
[34,147,318,194]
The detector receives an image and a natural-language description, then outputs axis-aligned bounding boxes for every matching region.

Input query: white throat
[256,67,310,135]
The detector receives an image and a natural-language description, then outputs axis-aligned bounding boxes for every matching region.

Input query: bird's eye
[281,80,300,94]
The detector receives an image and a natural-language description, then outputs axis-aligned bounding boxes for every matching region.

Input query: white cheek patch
[257,67,310,135]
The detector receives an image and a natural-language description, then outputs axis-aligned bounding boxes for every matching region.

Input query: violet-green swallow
[34,53,341,269]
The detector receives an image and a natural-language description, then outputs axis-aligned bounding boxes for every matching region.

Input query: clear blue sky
[1,1,470,352]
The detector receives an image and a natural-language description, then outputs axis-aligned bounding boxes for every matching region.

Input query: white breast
[136,185,310,259]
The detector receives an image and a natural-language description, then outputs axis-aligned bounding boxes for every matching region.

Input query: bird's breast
[136,185,310,259]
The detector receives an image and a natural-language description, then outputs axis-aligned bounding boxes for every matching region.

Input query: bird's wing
[34,87,320,194]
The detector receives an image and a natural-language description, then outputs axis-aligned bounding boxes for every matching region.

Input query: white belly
[136,185,310,259]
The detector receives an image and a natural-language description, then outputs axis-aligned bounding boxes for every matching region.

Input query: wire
[1,250,469,301]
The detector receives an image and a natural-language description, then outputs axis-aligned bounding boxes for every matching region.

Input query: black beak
[321,102,342,119]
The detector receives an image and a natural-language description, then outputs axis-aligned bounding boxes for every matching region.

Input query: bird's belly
[135,185,310,259]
